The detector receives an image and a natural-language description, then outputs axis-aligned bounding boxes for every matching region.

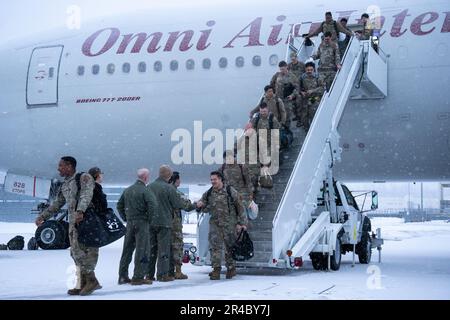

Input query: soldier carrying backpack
[196,171,248,280]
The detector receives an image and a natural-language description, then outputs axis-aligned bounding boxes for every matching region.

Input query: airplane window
[107,63,115,74]
[154,61,162,72]
[122,63,131,74]
[77,66,85,76]
[49,67,55,79]
[186,59,195,70]
[235,56,244,68]
[138,62,147,73]
[219,57,228,68]
[170,60,179,71]
[252,55,262,67]
[202,58,211,69]
[269,54,279,66]
[92,64,100,75]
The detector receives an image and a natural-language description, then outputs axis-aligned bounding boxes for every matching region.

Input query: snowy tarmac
[0,218,449,300]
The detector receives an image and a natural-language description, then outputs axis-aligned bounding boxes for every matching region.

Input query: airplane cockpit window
[252,55,262,67]
[269,54,279,66]
[235,56,245,68]
[92,64,100,75]
[219,57,228,68]
[138,62,147,73]
[202,58,211,69]
[107,63,115,75]
[77,66,85,76]
[186,59,195,70]
[154,61,162,72]
[122,63,131,74]
[170,60,179,71]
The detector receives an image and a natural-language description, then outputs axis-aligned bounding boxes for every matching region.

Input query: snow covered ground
[0,218,449,300]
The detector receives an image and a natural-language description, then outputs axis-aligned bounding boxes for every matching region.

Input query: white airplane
[0,0,449,186]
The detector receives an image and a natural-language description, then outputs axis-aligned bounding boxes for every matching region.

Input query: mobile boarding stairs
[194,32,387,270]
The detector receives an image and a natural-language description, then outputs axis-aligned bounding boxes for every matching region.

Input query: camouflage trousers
[208,222,237,269]
[319,70,337,92]
[305,102,320,132]
[296,98,308,127]
[148,226,171,278]
[118,219,150,280]
[282,98,296,128]
[170,212,184,274]
[69,223,98,274]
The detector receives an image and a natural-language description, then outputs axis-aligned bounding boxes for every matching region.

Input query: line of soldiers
[248,12,374,136]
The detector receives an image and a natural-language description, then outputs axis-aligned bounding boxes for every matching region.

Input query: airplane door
[26,45,63,107]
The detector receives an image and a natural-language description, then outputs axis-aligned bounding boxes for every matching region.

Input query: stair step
[249,221,272,232]
[252,240,272,252]
[250,233,273,241]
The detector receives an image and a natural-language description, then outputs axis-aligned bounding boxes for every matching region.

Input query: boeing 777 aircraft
[0,0,449,185]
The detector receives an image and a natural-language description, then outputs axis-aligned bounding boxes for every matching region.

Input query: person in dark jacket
[117,168,158,285]
[88,167,108,213]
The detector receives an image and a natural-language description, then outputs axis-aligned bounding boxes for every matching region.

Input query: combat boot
[157,274,175,282]
[226,267,236,279]
[67,273,86,295]
[118,276,131,285]
[80,272,102,296]
[174,265,188,280]
[131,278,153,285]
[209,267,221,280]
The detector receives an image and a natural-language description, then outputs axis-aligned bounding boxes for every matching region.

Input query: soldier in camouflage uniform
[147,165,185,282]
[117,168,157,286]
[270,61,300,128]
[197,171,248,280]
[220,150,253,217]
[36,156,100,296]
[168,171,196,280]
[288,52,307,126]
[251,103,281,167]
[249,85,287,126]
[236,128,260,196]
[300,62,325,132]
[356,13,373,41]
[311,31,341,91]
[305,11,353,43]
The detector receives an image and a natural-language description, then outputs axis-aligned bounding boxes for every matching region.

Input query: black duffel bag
[232,229,254,261]
[77,208,126,248]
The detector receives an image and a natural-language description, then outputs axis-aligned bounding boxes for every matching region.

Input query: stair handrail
[271,37,364,261]
[285,23,304,62]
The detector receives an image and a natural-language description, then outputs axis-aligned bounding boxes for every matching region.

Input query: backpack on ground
[7,235,24,250]
[27,237,39,250]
